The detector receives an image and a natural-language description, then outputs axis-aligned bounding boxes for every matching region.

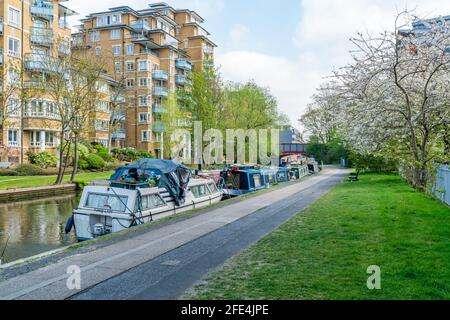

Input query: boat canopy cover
[111,159,192,206]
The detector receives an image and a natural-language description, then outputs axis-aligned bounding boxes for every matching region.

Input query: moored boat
[67,159,223,241]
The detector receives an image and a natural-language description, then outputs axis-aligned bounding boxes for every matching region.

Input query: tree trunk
[55,133,66,185]
[70,135,78,183]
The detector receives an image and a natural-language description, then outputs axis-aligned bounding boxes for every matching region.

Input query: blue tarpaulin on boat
[110,159,192,206]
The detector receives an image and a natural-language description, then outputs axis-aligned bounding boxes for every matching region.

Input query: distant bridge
[280,143,308,157]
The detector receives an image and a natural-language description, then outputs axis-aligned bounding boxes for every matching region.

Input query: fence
[433,165,450,206]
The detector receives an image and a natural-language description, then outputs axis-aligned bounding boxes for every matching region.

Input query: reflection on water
[0,194,80,264]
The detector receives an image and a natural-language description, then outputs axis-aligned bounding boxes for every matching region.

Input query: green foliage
[348,152,398,173]
[97,151,113,162]
[86,154,105,170]
[15,164,47,176]
[307,135,348,165]
[0,170,19,176]
[92,142,108,154]
[78,159,90,170]
[112,147,152,162]
[27,151,57,169]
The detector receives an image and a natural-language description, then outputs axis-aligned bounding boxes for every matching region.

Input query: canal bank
[0,168,348,300]
[0,184,77,204]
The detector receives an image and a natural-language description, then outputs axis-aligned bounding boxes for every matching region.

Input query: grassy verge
[187,173,450,300]
[0,171,114,190]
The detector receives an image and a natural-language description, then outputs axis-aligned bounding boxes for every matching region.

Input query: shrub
[27,151,57,169]
[97,151,113,162]
[92,143,108,154]
[136,150,152,159]
[112,147,153,162]
[78,159,90,170]
[86,154,105,170]
[0,170,19,176]
[15,164,47,176]
[104,162,117,171]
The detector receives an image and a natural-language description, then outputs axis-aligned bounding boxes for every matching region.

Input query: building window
[7,98,20,116]
[8,69,20,85]
[112,45,121,56]
[110,29,121,40]
[184,39,189,48]
[126,44,134,55]
[138,96,148,106]
[95,120,109,131]
[8,37,20,58]
[142,130,151,142]
[115,62,122,73]
[90,31,100,42]
[8,7,20,28]
[96,14,122,27]
[8,129,19,147]
[139,78,149,87]
[126,61,135,72]
[126,79,135,88]
[139,113,150,123]
[95,101,109,112]
[138,60,149,71]
[95,47,102,56]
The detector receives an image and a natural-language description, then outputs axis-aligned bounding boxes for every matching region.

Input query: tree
[330,10,450,190]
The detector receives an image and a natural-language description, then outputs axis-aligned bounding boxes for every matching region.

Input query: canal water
[0,194,80,264]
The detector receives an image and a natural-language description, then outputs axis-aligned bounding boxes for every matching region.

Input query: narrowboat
[221,165,267,197]
[66,159,223,241]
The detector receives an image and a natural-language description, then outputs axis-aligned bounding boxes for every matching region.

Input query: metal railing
[130,20,151,32]
[175,74,187,85]
[30,27,54,46]
[30,1,54,19]
[175,58,193,71]
[152,86,169,97]
[152,70,169,81]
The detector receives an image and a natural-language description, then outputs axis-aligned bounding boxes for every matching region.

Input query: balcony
[0,17,3,35]
[175,59,193,71]
[152,104,166,113]
[0,49,3,65]
[175,74,187,85]
[30,1,54,19]
[130,20,151,32]
[30,27,54,47]
[153,87,169,97]
[203,46,214,54]
[24,54,58,73]
[152,121,166,133]
[152,70,169,81]
[112,130,126,140]
[111,95,126,104]
[58,19,69,29]
[58,42,71,55]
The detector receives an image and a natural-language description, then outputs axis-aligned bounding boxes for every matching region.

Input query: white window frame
[8,6,21,28]
[90,31,100,42]
[139,77,149,87]
[126,79,135,88]
[138,60,149,71]
[8,36,20,58]
[110,29,121,40]
[138,96,148,107]
[142,130,151,142]
[95,46,102,56]
[8,128,20,147]
[126,44,134,55]
[139,112,150,123]
[112,45,121,56]
[126,61,135,72]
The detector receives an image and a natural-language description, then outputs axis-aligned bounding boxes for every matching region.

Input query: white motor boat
[67,159,223,241]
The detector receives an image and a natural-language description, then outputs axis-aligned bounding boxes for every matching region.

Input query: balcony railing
[30,1,54,19]
[58,42,71,55]
[203,46,214,54]
[130,20,151,32]
[152,87,169,97]
[152,121,166,133]
[175,74,187,85]
[24,111,61,120]
[152,104,166,113]
[112,130,126,140]
[175,59,193,71]
[152,70,169,81]
[58,19,69,29]
[24,54,59,73]
[30,27,54,46]
[0,17,3,36]
[0,48,3,65]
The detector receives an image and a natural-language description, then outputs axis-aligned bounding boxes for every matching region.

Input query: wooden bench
[348,171,360,182]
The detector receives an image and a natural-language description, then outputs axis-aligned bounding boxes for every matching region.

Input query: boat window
[141,194,166,210]
[253,174,262,188]
[191,184,210,198]
[208,182,218,193]
[85,193,128,213]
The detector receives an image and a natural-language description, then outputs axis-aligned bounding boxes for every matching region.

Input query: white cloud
[218,0,450,129]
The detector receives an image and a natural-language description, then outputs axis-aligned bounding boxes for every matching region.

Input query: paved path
[0,167,348,300]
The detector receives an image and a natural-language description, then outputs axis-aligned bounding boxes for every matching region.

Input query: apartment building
[73,2,217,158]
[0,0,124,164]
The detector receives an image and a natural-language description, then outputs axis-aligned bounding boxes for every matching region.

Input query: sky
[67,0,450,129]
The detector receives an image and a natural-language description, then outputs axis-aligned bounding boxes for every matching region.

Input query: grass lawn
[187,174,450,300]
[0,171,114,190]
